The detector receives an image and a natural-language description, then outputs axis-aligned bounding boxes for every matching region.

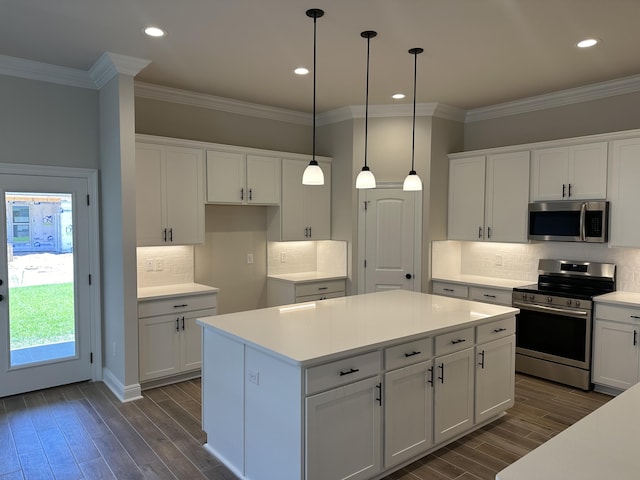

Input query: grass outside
[9,282,75,350]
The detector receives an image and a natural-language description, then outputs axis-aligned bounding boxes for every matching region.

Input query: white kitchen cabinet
[530,142,607,201]
[609,137,640,247]
[267,277,346,307]
[135,142,204,246]
[448,151,529,242]
[206,150,280,205]
[384,360,433,468]
[306,375,382,480]
[268,158,331,241]
[475,335,516,423]
[433,281,514,307]
[592,303,640,391]
[138,292,217,383]
[432,281,469,299]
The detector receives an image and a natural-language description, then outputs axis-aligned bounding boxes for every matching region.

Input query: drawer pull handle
[634,330,638,347]
[630,315,640,319]
[493,327,507,333]
[427,366,434,386]
[478,350,485,369]
[443,288,454,292]
[438,363,445,383]
[339,368,360,377]
[181,317,185,330]
[175,318,180,332]
[451,338,466,345]
[483,294,496,298]
[375,383,382,406]
[318,287,329,291]
[173,304,188,308]
[404,350,421,358]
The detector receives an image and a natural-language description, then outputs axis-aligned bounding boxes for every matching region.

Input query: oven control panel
[512,291,592,311]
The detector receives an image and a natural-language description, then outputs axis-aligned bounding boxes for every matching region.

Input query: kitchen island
[197,290,518,480]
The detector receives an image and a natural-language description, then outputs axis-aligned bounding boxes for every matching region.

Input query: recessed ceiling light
[577,38,599,48]
[392,93,406,100]
[144,26,166,38]
[294,67,309,75]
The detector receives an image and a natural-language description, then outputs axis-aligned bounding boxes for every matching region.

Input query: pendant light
[302,8,325,186]
[403,47,424,191]
[355,30,377,189]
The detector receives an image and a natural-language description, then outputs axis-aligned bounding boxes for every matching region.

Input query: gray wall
[0,75,99,168]
[464,91,640,151]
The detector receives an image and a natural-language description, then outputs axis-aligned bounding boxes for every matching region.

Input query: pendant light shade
[355,30,377,190]
[302,8,325,186]
[403,47,424,192]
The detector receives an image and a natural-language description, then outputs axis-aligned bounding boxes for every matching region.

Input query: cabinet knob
[405,273,413,279]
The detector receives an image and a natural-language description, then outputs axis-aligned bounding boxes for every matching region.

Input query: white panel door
[363,188,420,293]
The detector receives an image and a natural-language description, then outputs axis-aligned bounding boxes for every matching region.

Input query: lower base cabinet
[306,376,382,480]
[593,318,640,391]
[475,335,516,422]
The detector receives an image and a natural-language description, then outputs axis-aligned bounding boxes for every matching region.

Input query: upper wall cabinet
[267,158,331,241]
[448,151,530,243]
[136,142,205,246]
[206,150,280,205]
[530,142,607,201]
[609,137,640,247]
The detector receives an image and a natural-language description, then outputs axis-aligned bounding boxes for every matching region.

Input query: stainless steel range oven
[512,259,615,390]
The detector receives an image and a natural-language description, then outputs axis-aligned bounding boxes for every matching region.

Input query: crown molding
[0,54,96,89]
[317,102,466,125]
[89,52,151,89]
[466,73,640,123]
[134,81,312,125]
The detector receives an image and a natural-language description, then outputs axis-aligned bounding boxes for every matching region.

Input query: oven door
[512,301,592,370]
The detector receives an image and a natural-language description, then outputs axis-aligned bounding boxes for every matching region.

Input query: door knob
[405,274,413,279]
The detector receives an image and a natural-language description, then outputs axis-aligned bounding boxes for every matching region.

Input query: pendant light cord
[312,13,317,162]
[364,34,371,167]
[411,50,417,173]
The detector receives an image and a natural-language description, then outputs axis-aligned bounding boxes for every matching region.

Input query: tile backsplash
[268,240,347,276]
[136,246,194,288]
[433,240,640,292]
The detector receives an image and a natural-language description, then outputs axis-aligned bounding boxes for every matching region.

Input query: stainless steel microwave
[528,201,609,243]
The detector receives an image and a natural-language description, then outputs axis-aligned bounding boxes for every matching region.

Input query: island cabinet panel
[305,375,382,480]
[433,347,475,444]
[475,335,516,423]
[383,360,434,468]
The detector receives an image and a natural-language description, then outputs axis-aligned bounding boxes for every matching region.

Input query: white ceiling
[2,0,639,114]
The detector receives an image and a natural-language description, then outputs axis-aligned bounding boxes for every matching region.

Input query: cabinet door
[384,361,433,468]
[485,151,530,243]
[139,314,181,381]
[592,320,640,391]
[567,142,607,200]
[164,146,204,245]
[180,314,203,372]
[246,155,280,205]
[206,150,245,203]
[305,376,382,480]
[609,138,640,247]
[306,161,331,240]
[433,347,474,444]
[135,143,165,246]
[281,159,307,240]
[475,335,515,423]
[530,147,569,201]
[448,156,486,240]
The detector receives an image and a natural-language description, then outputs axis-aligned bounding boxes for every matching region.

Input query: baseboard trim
[102,368,143,403]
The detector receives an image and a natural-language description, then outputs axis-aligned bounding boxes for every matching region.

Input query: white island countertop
[496,381,636,480]
[197,289,518,367]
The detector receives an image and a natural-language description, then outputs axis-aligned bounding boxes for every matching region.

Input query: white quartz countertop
[432,274,532,290]
[197,290,518,366]
[594,291,640,307]
[138,283,219,300]
[267,272,347,283]
[496,382,636,480]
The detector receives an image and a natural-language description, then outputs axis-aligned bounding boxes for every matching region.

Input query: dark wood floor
[0,374,611,480]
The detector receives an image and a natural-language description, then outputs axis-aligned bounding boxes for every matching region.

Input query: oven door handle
[513,301,589,318]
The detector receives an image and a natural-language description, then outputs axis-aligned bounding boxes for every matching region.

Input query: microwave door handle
[579,202,588,241]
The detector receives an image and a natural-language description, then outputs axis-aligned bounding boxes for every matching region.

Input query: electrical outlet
[155,258,164,271]
[495,254,503,266]
[247,253,254,264]
[145,258,154,272]
[248,369,259,385]
[280,252,286,263]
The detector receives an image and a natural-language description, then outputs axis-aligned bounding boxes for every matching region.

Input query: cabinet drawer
[138,293,217,318]
[306,351,381,395]
[596,304,640,324]
[435,327,474,356]
[296,291,345,303]
[476,317,515,344]
[432,282,468,299]
[296,279,345,298]
[385,337,432,370]
[469,287,512,306]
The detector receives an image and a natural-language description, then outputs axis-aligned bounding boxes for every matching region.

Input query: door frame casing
[0,163,102,383]
[357,183,423,294]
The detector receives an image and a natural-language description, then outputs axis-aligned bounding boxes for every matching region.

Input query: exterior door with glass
[0,173,94,397]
